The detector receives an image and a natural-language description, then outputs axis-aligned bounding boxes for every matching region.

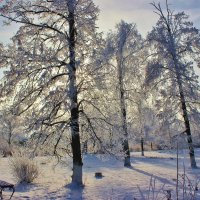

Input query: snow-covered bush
[0,139,13,157]
[10,157,39,183]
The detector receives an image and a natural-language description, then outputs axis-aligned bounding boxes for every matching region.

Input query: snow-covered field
[1,149,200,200]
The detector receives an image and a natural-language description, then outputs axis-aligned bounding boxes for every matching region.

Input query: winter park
[0,0,200,199]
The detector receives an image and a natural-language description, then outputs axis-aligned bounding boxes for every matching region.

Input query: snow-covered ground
[1,149,200,199]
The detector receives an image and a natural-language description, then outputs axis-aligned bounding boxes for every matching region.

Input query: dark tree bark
[176,75,197,168]
[68,2,83,185]
[166,19,197,169]
[141,137,144,156]
[169,34,197,169]
[7,121,12,147]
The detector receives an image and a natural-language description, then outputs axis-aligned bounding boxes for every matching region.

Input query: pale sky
[92,0,200,81]
[93,0,200,37]
[0,0,200,79]
[0,0,200,44]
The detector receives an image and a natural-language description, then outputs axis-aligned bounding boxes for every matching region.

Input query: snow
[1,149,200,199]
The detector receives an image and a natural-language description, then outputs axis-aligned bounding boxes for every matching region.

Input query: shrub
[0,139,13,157]
[10,157,39,183]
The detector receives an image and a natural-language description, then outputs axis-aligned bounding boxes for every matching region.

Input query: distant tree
[146,1,200,168]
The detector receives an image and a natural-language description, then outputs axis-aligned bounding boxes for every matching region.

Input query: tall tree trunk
[117,47,131,167]
[68,2,83,185]
[173,64,197,169]
[176,76,197,168]
[8,122,12,147]
[165,20,197,168]
[120,90,131,166]
[169,34,197,168]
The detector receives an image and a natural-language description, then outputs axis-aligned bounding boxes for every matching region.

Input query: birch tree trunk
[117,42,131,167]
